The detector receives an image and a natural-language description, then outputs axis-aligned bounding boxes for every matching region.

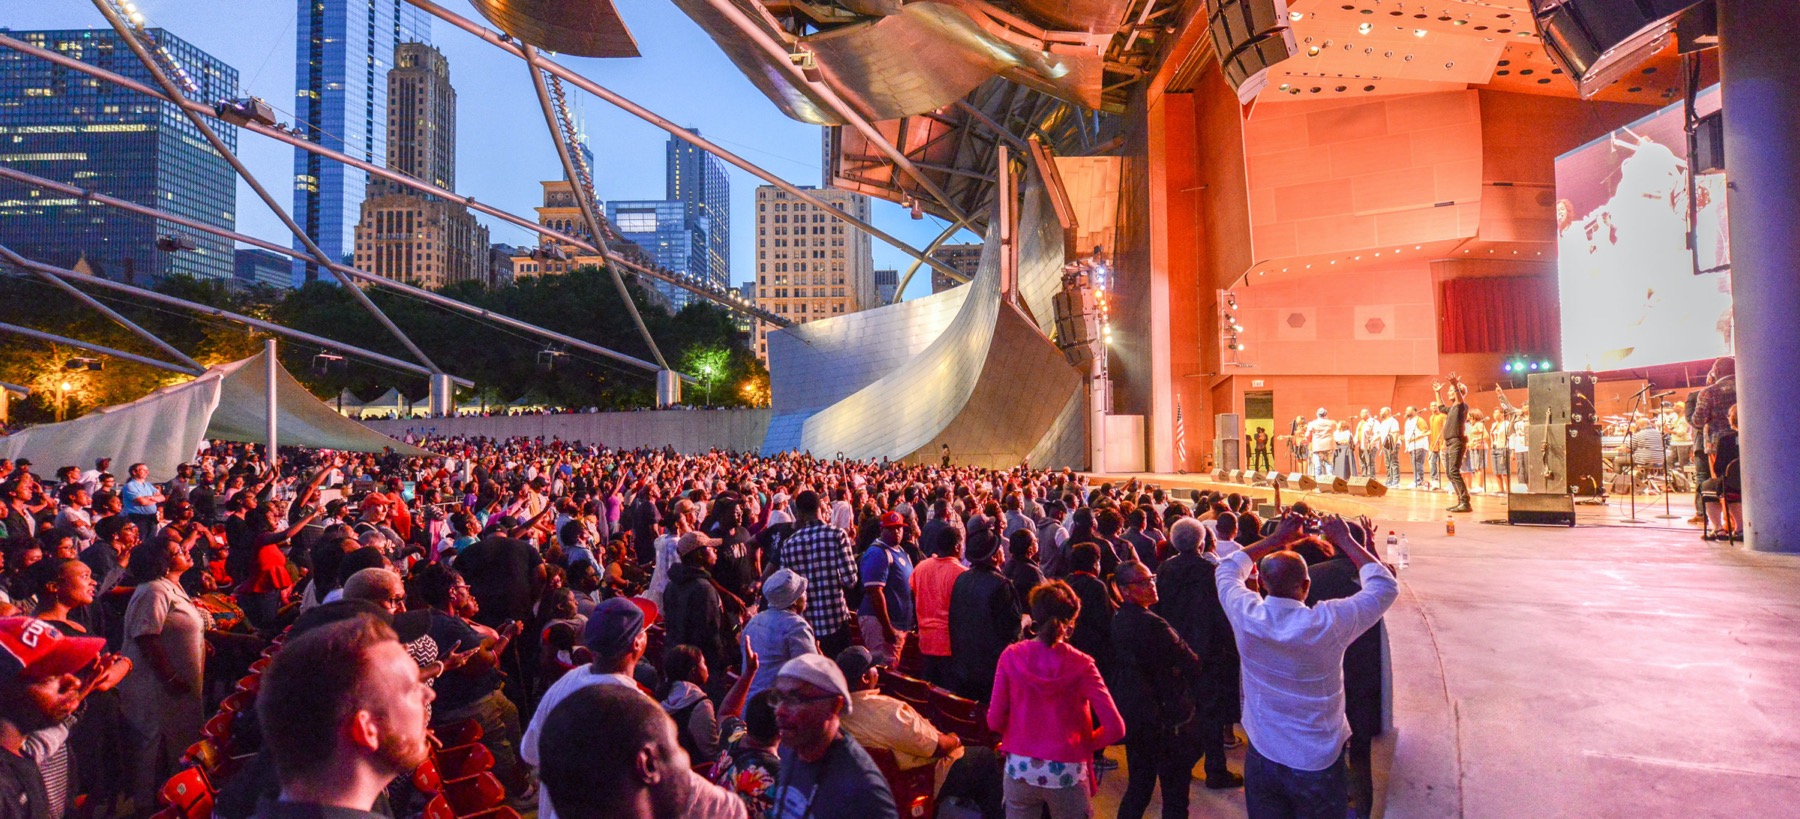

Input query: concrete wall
[360,409,771,454]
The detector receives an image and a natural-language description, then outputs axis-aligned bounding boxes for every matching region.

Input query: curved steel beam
[0,321,203,376]
[0,32,785,328]
[524,47,666,368]
[0,242,204,373]
[891,219,974,304]
[0,167,677,383]
[694,0,972,226]
[88,0,443,376]
[406,0,972,285]
[0,258,471,386]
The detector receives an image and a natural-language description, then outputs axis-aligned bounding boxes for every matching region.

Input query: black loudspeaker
[1324,477,1349,494]
[1507,492,1577,527]
[1206,0,1298,102]
[1529,0,1708,97]
[1527,422,1605,496]
[1346,477,1387,498]
[1528,371,1598,426]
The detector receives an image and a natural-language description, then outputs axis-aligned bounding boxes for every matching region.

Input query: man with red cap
[857,513,914,666]
[0,617,124,819]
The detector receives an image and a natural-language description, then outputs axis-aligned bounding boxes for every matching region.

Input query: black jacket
[1065,571,1115,675]
[1001,557,1047,613]
[1109,603,1199,741]
[1305,557,1384,737]
[947,563,1020,701]
[1154,552,1241,723]
[663,562,732,672]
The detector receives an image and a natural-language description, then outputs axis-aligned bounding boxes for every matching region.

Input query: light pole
[700,363,715,406]
[57,380,70,423]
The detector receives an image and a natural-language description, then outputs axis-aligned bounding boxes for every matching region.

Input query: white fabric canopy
[0,350,426,480]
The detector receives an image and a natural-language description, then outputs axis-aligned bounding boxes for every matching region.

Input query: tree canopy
[0,265,763,424]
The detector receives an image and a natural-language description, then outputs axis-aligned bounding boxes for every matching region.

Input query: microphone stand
[1619,385,1651,524]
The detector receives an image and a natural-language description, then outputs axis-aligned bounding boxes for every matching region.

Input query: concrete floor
[1089,479,1800,817]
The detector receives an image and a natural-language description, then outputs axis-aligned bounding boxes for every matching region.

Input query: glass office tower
[666,132,730,290]
[0,28,238,283]
[606,199,709,309]
[291,0,430,285]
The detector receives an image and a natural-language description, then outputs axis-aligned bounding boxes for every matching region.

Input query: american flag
[1175,397,1187,471]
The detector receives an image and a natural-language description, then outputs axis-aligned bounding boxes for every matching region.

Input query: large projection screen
[1554,87,1732,372]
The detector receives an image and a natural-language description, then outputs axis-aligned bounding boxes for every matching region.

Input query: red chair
[181,739,244,783]
[201,712,236,748]
[412,757,443,795]
[878,671,936,721]
[234,673,261,693]
[249,657,272,674]
[462,808,523,819]
[433,719,484,749]
[443,772,506,815]
[928,688,997,747]
[218,690,256,715]
[422,794,456,819]
[436,742,495,780]
[157,767,214,819]
[865,746,934,819]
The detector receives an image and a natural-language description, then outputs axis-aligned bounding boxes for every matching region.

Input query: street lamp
[57,380,71,423]
[699,363,715,406]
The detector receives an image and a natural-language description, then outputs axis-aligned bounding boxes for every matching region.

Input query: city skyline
[1,1,976,302]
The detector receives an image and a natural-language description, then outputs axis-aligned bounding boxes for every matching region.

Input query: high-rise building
[666,133,729,290]
[0,28,238,283]
[292,0,430,285]
[234,248,293,289]
[606,200,708,308]
[351,44,487,290]
[875,268,898,305]
[752,185,875,361]
[931,243,983,293]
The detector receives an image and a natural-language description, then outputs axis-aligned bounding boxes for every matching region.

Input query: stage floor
[1088,473,1795,817]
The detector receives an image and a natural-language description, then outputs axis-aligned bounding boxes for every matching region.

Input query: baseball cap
[14,460,30,468]
[583,597,658,656]
[676,530,721,557]
[0,618,104,681]
[835,645,879,682]
[880,511,905,529]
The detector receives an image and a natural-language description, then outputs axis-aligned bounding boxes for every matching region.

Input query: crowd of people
[0,433,1401,819]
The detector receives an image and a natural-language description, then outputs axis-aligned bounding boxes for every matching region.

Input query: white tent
[332,389,365,416]
[360,387,410,418]
[0,349,427,479]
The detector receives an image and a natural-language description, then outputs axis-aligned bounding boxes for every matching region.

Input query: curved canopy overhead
[466,0,641,57]
[0,351,425,480]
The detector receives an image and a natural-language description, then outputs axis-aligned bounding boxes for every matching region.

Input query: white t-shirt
[1306,418,1336,453]
[521,666,671,819]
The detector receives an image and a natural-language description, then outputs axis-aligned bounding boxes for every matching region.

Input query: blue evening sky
[5,0,974,300]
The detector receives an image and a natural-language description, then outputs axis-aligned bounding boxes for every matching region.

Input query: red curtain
[1438,276,1558,354]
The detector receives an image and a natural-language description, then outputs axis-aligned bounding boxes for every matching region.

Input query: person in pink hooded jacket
[986,579,1126,818]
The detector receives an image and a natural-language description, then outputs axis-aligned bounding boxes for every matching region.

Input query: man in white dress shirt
[1216,514,1397,819]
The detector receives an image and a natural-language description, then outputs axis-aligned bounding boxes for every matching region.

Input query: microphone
[1651,389,1676,398]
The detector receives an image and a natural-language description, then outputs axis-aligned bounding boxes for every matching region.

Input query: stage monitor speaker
[1528,371,1597,426]
[1507,492,1577,527]
[1529,0,1708,98]
[1211,469,1229,483]
[1527,422,1605,496]
[1227,469,1245,484]
[1325,477,1348,494]
[1345,477,1387,497]
[1286,473,1317,491]
[1206,0,1299,103]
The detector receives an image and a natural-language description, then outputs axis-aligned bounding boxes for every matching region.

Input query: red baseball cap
[0,618,104,681]
[880,511,905,529]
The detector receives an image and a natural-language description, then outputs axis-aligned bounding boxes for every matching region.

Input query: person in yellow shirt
[833,647,1000,815]
[1428,405,1448,491]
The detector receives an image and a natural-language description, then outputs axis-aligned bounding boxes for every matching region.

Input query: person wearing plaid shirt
[778,490,859,657]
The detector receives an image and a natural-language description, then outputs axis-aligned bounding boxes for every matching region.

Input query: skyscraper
[606,199,708,308]
[752,185,875,361]
[292,0,430,285]
[875,268,898,305]
[0,28,238,283]
[351,43,487,289]
[666,133,729,289]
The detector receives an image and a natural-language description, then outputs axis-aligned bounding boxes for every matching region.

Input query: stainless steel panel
[467,0,640,58]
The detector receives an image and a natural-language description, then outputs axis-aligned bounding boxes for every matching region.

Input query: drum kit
[1599,410,1693,497]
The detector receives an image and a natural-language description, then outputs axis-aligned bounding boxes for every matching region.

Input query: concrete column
[428,373,454,418]
[656,369,683,408]
[1719,0,1800,552]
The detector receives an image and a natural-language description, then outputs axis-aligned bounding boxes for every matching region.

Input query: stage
[1086,473,1796,817]
[1094,471,1706,531]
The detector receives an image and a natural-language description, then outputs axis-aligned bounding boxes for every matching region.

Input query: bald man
[1216,514,1397,819]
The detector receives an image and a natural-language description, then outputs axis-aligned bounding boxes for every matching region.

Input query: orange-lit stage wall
[1122,56,1653,474]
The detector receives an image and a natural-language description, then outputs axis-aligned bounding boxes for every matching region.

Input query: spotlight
[1541,360,1553,371]
[1528,362,1539,371]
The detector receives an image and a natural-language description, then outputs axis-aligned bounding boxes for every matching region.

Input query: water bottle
[1396,533,1410,570]
[1385,530,1398,558]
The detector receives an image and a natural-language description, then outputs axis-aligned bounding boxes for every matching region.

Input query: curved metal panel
[666,0,843,124]
[1011,0,1135,34]
[467,0,640,58]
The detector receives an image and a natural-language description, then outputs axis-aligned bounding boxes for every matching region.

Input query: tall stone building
[351,43,486,289]
[752,185,875,361]
[931,243,983,293]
